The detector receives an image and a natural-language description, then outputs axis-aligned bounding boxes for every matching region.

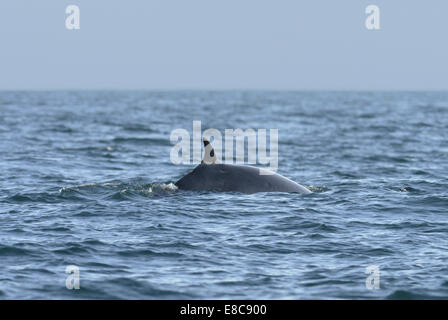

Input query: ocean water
[0,91,447,299]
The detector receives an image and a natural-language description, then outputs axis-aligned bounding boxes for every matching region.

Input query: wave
[387,289,448,300]
[59,181,178,201]
[3,181,178,204]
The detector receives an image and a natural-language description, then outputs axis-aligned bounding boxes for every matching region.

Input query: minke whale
[175,138,311,194]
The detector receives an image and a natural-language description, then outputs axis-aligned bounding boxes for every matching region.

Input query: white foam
[161,183,178,191]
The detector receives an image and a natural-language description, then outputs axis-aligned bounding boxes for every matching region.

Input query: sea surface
[0,91,447,299]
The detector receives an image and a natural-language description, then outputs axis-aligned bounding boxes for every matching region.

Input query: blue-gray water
[1,91,447,299]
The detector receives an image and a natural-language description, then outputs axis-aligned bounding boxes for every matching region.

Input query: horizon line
[1,88,448,92]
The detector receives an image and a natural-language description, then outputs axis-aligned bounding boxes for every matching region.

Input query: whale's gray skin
[175,163,311,194]
[175,138,311,194]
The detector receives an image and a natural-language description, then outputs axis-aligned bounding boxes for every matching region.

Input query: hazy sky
[0,0,447,90]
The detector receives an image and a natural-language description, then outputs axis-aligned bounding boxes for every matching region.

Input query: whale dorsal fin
[202,137,219,165]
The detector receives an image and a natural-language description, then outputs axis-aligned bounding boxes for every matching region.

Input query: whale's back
[175,163,311,194]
